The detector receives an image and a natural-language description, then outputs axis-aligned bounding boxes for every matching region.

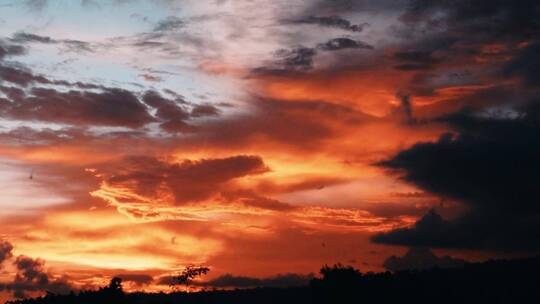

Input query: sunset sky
[0,0,539,300]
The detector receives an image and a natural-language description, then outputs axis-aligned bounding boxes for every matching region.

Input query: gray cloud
[153,16,185,32]
[0,41,26,60]
[0,86,155,128]
[317,38,373,51]
[292,16,368,32]
[10,32,94,53]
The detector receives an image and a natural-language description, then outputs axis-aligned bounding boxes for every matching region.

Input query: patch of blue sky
[0,0,171,39]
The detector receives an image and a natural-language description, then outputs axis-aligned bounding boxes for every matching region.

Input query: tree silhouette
[6,257,540,304]
[106,277,123,293]
[171,265,210,292]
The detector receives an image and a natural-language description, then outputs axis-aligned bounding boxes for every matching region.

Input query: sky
[0,0,539,300]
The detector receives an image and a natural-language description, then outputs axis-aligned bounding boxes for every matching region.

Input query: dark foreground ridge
[7,256,540,304]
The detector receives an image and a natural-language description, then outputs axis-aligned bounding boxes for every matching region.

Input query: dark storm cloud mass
[383,247,465,272]
[373,103,540,250]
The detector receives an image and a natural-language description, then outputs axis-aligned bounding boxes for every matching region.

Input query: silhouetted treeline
[7,256,540,304]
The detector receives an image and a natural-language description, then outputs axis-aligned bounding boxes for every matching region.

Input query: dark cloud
[255,176,347,195]
[293,16,368,32]
[153,16,185,32]
[194,98,375,148]
[260,37,372,74]
[317,38,373,51]
[0,41,25,60]
[0,240,13,266]
[155,275,175,286]
[373,103,540,250]
[362,202,429,219]
[0,63,221,131]
[402,0,540,42]
[196,273,314,288]
[394,0,540,73]
[10,32,94,53]
[383,247,466,272]
[0,64,103,89]
[142,90,190,132]
[0,255,73,298]
[11,32,54,44]
[142,90,220,133]
[301,0,405,15]
[62,39,94,53]
[104,155,268,204]
[393,50,444,70]
[502,42,540,87]
[0,126,87,146]
[0,87,155,128]
[387,0,540,104]
[142,90,189,120]
[191,104,220,117]
[220,190,297,212]
[0,65,49,86]
[276,47,317,70]
[115,274,153,286]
